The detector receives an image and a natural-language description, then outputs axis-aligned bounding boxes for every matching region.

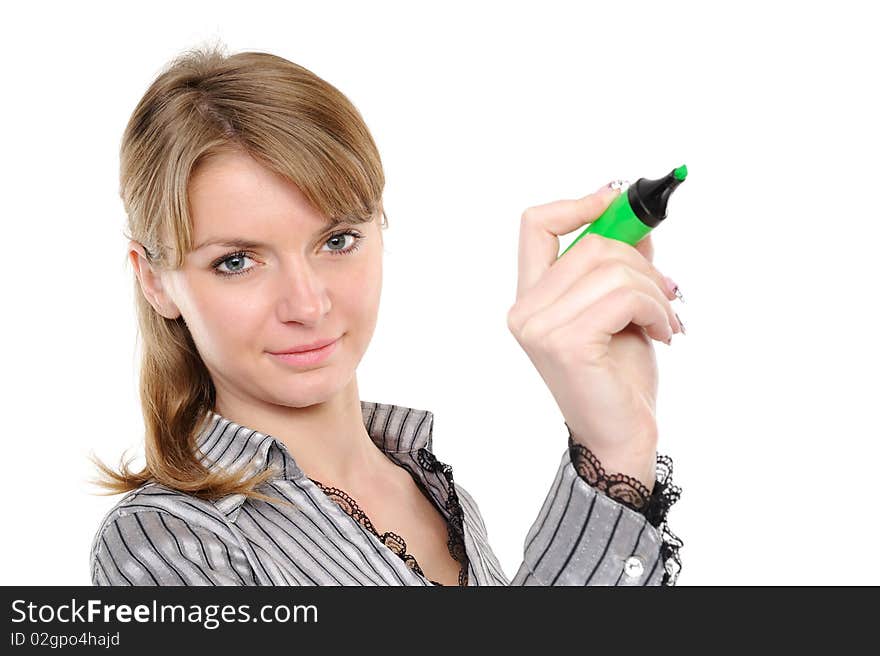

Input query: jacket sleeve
[90,508,258,586]
[454,444,681,586]
[507,448,669,586]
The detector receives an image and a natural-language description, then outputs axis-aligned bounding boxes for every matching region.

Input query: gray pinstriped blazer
[89,401,668,586]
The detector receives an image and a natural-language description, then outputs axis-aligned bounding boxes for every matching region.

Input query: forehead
[188,150,327,238]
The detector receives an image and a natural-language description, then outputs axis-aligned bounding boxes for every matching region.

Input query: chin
[266,368,352,407]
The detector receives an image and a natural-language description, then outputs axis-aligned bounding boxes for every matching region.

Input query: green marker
[559,164,688,257]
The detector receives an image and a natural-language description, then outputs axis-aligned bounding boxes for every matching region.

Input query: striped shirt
[89,401,668,586]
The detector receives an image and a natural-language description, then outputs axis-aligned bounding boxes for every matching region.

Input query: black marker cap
[627,165,688,228]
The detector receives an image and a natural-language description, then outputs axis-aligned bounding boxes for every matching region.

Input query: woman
[88,43,683,587]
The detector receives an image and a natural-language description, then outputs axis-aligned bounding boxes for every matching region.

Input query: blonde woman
[88,43,683,587]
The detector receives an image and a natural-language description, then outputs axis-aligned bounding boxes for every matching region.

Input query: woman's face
[132,149,384,409]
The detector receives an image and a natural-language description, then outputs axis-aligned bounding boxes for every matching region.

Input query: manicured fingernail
[663,276,684,303]
[674,312,686,335]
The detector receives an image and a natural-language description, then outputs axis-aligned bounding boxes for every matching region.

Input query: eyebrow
[192,217,354,252]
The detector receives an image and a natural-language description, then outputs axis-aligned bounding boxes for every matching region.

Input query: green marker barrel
[558,164,688,257]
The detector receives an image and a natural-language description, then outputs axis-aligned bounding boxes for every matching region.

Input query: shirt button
[623,556,645,580]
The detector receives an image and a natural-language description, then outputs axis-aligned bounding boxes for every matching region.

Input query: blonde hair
[88,40,387,507]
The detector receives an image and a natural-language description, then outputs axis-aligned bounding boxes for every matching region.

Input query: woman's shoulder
[89,481,231,552]
[88,482,256,586]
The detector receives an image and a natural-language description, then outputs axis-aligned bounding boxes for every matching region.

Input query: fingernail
[674,312,686,335]
[663,276,685,303]
[597,180,626,194]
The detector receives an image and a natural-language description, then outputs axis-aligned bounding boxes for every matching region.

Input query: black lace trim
[647,454,684,586]
[416,448,470,587]
[565,423,683,586]
[310,461,469,586]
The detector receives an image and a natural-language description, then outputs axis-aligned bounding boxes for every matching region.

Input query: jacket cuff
[521,448,666,585]
[565,425,684,586]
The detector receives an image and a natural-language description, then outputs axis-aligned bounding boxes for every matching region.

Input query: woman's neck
[213,380,396,492]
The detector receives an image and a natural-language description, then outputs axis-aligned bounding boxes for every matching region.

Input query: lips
[268,336,339,354]
[268,337,339,368]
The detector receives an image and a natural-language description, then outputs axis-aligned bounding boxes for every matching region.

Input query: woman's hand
[506,182,683,490]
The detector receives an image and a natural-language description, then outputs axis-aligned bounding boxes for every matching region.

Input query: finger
[517,182,621,300]
[521,264,681,347]
[519,262,683,343]
[509,231,675,332]
[544,287,674,355]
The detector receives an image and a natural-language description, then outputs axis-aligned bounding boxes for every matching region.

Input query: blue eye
[211,252,256,277]
[323,230,364,256]
[210,230,365,278]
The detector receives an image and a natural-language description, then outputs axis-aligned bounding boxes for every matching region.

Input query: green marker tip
[673,164,688,181]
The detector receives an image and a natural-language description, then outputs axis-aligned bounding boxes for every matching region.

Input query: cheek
[180,278,264,358]
[347,252,382,316]
[328,256,381,349]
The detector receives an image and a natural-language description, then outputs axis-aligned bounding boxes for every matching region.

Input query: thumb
[634,232,655,263]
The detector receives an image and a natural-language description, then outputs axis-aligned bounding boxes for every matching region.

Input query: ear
[128,240,182,320]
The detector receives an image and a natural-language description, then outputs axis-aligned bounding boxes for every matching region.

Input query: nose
[275,259,330,324]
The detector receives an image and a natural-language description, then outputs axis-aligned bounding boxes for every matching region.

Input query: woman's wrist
[566,435,652,513]
[565,422,684,585]
[564,422,657,492]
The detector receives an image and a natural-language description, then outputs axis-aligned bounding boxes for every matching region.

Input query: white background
[2,0,877,585]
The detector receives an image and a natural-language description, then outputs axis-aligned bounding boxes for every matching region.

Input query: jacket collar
[192,400,436,521]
